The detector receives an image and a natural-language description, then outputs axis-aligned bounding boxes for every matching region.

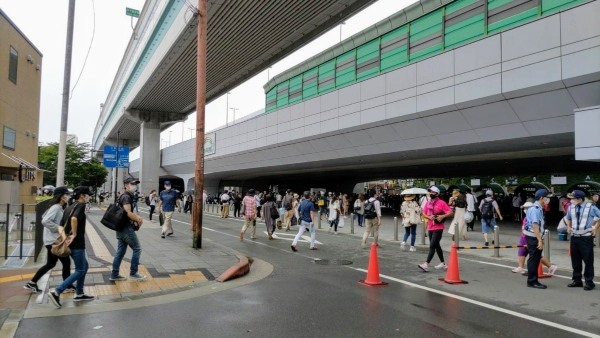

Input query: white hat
[486,190,493,196]
[428,186,440,194]
[521,202,534,209]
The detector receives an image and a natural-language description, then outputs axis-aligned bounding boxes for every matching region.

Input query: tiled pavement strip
[0,206,243,337]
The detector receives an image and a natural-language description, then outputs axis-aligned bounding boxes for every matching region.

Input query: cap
[124,177,140,185]
[521,201,534,209]
[534,189,552,199]
[567,190,586,199]
[403,194,415,199]
[486,190,493,196]
[73,186,93,196]
[428,186,440,194]
[164,180,172,185]
[53,186,69,196]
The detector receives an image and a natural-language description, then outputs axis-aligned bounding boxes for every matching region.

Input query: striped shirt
[243,196,257,218]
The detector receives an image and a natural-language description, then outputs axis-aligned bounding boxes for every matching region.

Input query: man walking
[240,189,257,240]
[291,191,317,251]
[565,190,600,290]
[361,190,382,248]
[479,190,503,246]
[110,177,146,281]
[465,188,477,231]
[220,190,231,218]
[158,180,181,238]
[523,189,551,289]
[282,189,294,231]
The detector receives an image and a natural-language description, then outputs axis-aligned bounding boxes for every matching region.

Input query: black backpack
[481,200,495,220]
[145,195,151,206]
[364,199,377,219]
[270,203,280,220]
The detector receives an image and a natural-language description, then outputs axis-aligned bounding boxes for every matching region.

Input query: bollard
[318,213,322,229]
[394,216,399,241]
[421,221,426,245]
[454,223,460,248]
[350,213,355,234]
[493,225,500,257]
[543,229,550,262]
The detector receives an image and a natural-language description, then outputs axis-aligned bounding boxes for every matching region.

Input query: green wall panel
[302,68,318,99]
[266,87,277,112]
[357,39,380,80]
[445,13,485,49]
[336,50,356,88]
[446,0,481,14]
[318,59,336,93]
[380,25,408,72]
[542,0,586,15]
[288,74,303,104]
[276,81,289,108]
[410,9,443,61]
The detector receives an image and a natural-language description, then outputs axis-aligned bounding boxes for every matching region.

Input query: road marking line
[347,266,600,338]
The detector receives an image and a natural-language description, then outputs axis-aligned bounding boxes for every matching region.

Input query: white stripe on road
[347,266,600,338]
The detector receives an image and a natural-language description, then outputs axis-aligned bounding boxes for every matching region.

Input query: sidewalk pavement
[0,206,241,337]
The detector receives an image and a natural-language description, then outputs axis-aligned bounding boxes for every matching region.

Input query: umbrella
[400,188,428,195]
[42,185,55,190]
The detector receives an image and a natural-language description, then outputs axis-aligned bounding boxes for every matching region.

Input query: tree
[38,142,107,189]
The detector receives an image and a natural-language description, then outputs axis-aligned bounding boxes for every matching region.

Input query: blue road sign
[103,146,130,168]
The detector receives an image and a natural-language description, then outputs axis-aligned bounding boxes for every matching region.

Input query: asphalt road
[15,212,600,338]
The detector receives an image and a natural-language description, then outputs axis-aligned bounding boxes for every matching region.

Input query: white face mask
[130,185,138,193]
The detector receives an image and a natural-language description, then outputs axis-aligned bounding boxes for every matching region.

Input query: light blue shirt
[565,202,600,232]
[523,201,544,236]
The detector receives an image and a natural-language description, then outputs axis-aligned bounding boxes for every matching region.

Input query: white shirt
[466,193,476,212]
[220,193,231,202]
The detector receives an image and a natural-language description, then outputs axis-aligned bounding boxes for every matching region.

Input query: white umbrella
[400,188,428,195]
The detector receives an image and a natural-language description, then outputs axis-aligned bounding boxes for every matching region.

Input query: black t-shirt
[119,192,133,207]
[61,202,86,249]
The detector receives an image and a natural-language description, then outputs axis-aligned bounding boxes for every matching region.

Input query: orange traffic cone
[439,243,468,284]
[537,262,551,279]
[358,243,388,287]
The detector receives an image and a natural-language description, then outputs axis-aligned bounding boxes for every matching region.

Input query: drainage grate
[313,259,353,265]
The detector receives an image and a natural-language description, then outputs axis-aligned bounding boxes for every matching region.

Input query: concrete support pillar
[575,106,600,162]
[140,121,161,194]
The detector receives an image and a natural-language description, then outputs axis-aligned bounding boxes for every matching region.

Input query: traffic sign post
[103,145,129,168]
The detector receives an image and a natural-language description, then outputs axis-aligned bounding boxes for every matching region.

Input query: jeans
[426,230,444,264]
[149,205,155,220]
[403,224,417,246]
[56,248,88,295]
[112,226,142,277]
[31,245,71,284]
[355,213,364,227]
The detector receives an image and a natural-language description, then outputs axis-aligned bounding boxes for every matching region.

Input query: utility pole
[225,92,231,126]
[193,0,207,249]
[230,107,239,124]
[56,0,76,187]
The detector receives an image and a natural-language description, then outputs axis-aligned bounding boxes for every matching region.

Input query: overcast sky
[1,0,416,154]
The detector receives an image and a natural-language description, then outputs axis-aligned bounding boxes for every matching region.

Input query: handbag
[101,203,129,231]
[51,206,76,257]
[159,212,165,226]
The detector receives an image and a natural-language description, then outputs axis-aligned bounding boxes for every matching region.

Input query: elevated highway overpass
[103,0,600,194]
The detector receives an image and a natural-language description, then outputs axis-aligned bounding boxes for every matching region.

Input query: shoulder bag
[51,205,76,257]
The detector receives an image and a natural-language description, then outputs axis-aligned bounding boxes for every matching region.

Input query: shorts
[517,235,528,256]
[481,218,496,234]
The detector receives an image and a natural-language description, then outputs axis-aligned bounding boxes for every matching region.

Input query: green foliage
[38,142,107,189]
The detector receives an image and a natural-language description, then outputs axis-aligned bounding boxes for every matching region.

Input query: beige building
[0,8,43,205]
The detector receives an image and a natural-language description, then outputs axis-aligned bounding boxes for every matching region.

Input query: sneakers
[334,231,338,235]
[512,267,526,274]
[129,273,147,281]
[409,246,416,252]
[161,233,165,239]
[23,281,41,293]
[109,275,127,281]
[400,242,406,250]
[547,264,558,276]
[250,236,257,239]
[418,262,429,272]
[290,245,297,252]
[49,290,61,308]
[73,294,95,301]
[328,227,332,233]
[166,232,174,237]
[435,263,448,270]
[484,242,489,246]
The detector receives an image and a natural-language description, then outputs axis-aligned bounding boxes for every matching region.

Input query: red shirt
[242,196,257,218]
[423,198,452,231]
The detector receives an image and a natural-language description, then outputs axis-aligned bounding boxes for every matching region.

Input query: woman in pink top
[418,186,453,272]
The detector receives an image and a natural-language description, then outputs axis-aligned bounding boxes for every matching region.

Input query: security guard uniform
[523,201,545,287]
[566,201,600,290]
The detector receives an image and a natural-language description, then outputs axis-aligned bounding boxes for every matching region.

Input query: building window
[9,46,18,84]
[3,126,16,150]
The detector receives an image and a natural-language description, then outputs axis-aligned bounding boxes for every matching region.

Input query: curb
[216,255,253,282]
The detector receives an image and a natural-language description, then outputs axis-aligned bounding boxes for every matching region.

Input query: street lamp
[230,107,239,124]
[226,92,231,126]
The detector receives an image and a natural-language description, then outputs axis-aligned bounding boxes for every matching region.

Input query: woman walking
[328,195,341,234]
[400,194,421,252]
[353,194,365,227]
[49,186,95,308]
[261,194,277,240]
[148,189,157,221]
[24,187,75,294]
[418,186,453,272]
[448,189,468,241]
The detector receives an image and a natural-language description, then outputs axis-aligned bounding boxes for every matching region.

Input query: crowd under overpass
[102,0,600,194]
